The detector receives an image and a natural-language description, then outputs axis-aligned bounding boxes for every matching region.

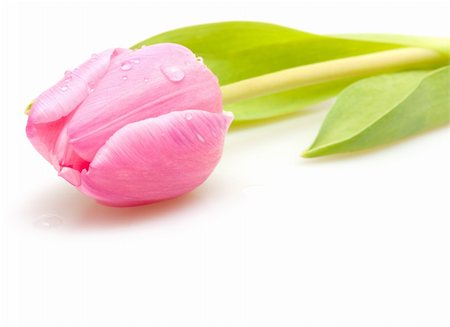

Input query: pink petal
[52,124,90,172]
[26,117,69,164]
[78,109,233,206]
[67,43,222,162]
[26,48,127,163]
[28,48,127,125]
[59,167,81,187]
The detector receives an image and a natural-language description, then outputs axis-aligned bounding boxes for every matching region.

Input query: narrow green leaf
[335,33,450,56]
[132,22,404,121]
[303,66,450,158]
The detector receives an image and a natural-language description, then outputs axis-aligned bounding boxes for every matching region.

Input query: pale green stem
[221,47,448,105]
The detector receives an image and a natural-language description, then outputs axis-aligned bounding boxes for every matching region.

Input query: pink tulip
[26,43,233,206]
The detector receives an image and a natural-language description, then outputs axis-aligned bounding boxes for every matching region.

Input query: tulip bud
[26,43,233,206]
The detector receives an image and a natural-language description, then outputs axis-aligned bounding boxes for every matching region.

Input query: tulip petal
[28,48,128,125]
[26,117,69,164]
[59,167,81,187]
[67,43,222,162]
[79,109,233,206]
[26,48,127,163]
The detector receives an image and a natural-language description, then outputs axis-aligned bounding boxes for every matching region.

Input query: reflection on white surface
[20,183,212,230]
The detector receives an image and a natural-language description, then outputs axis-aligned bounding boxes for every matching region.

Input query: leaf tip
[301,148,317,158]
[24,100,34,115]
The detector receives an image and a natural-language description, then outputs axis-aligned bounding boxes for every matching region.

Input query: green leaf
[335,33,450,56]
[303,66,450,158]
[24,100,34,115]
[132,22,404,121]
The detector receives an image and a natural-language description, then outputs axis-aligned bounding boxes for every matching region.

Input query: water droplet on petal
[185,113,193,120]
[196,56,204,64]
[122,75,128,80]
[160,64,184,82]
[144,77,149,83]
[196,133,205,143]
[34,214,63,230]
[60,85,68,92]
[132,58,140,64]
[120,61,132,71]
[63,70,72,82]
[88,82,95,93]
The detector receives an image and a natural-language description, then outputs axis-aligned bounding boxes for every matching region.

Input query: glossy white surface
[1,1,449,326]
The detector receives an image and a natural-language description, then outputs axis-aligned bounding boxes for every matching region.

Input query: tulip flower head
[26,44,233,206]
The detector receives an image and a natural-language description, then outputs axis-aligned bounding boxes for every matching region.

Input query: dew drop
[160,64,184,82]
[196,56,204,64]
[132,58,140,64]
[88,82,95,93]
[196,133,205,143]
[34,214,63,230]
[63,70,72,82]
[144,77,149,83]
[120,61,132,71]
[122,75,128,80]
[60,85,68,92]
[185,113,193,120]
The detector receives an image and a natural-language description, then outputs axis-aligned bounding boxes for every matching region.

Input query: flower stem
[221,47,448,105]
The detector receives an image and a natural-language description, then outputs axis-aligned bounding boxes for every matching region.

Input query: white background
[1,1,449,326]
